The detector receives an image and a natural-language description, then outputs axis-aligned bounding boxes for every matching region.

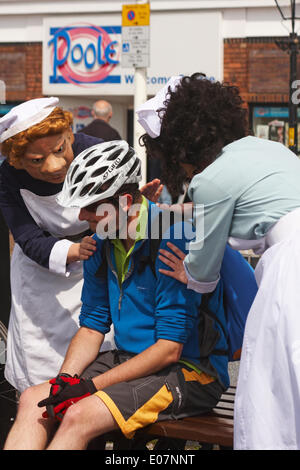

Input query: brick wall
[224,37,300,106]
[0,38,296,107]
[0,43,43,102]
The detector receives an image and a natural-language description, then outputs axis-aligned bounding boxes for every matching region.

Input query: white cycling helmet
[57,140,142,208]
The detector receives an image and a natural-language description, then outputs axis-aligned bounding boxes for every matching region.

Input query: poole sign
[49,25,121,85]
[43,18,123,95]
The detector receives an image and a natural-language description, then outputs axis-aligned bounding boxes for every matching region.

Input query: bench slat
[215,403,234,411]
[136,387,236,448]
[217,398,235,404]
[139,415,234,447]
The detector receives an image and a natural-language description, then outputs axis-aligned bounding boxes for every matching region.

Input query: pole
[133,0,149,186]
[274,0,300,155]
[134,66,147,185]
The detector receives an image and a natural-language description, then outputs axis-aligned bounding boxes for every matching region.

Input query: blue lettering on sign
[49,29,71,81]
[104,40,119,64]
[48,26,120,81]
[84,43,96,69]
[71,44,83,64]
[124,74,170,85]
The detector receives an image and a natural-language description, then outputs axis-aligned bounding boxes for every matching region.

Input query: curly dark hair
[140,73,248,197]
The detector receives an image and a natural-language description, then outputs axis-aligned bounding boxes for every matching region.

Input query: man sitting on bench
[4,141,234,450]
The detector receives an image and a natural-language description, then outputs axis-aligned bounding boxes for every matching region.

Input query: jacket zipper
[118,260,135,313]
[106,240,146,319]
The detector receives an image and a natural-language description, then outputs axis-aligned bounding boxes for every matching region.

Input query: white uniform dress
[182,136,300,450]
[0,134,115,393]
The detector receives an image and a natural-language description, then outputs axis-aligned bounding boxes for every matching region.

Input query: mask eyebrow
[24,152,44,160]
[53,138,66,152]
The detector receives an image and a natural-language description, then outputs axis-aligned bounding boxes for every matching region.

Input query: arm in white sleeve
[184,176,235,292]
[49,239,81,276]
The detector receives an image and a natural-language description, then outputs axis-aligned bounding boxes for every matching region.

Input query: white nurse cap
[0,96,59,143]
[136,76,182,138]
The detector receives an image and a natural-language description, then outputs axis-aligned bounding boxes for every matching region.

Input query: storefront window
[252,106,300,151]
[0,104,20,166]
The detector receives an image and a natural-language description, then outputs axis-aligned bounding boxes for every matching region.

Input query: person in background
[79,100,121,141]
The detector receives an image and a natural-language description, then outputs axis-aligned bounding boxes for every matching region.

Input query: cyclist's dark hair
[104,183,141,207]
[140,73,248,197]
[116,183,141,202]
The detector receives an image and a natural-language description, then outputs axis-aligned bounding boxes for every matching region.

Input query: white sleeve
[184,261,220,293]
[48,239,81,276]
[184,176,235,284]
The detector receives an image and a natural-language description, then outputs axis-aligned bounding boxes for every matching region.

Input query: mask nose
[42,153,65,174]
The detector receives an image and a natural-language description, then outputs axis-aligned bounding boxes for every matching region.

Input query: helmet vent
[82,149,97,160]
[117,149,134,167]
[106,149,123,161]
[91,166,109,178]
[94,175,118,194]
[74,172,86,184]
[85,155,102,167]
[102,145,118,153]
[70,164,79,181]
[80,182,95,197]
[126,159,140,177]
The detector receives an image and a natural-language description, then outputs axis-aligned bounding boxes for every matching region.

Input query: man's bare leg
[47,394,118,450]
[3,382,56,450]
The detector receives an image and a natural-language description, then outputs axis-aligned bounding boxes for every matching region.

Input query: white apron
[5,190,115,393]
[234,208,300,450]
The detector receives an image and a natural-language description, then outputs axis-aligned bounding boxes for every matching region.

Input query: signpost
[121,26,150,68]
[121,3,150,68]
[122,2,150,186]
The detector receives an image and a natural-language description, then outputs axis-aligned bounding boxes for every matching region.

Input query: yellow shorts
[81,350,224,439]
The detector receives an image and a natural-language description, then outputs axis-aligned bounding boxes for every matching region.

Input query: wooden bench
[98,386,235,451]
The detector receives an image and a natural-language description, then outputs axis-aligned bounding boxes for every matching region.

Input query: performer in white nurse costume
[137,73,300,450]
[0,98,116,392]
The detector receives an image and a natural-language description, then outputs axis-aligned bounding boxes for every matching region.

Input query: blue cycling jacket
[80,201,256,388]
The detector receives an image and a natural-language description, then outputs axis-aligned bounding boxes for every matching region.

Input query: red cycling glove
[38,373,97,421]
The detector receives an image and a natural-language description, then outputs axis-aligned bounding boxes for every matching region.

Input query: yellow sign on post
[289,127,295,147]
[122,4,150,27]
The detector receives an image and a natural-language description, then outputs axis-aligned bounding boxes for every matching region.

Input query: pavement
[228,361,240,386]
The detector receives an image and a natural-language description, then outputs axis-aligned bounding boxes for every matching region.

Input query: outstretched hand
[140,178,163,203]
[79,236,97,260]
[67,236,97,264]
[158,242,188,285]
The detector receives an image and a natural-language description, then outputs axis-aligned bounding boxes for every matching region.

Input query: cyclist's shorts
[81,350,224,439]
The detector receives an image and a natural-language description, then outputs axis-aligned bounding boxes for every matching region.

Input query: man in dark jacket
[79,100,121,141]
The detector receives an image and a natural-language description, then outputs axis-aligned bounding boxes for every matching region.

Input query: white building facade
[0,0,297,155]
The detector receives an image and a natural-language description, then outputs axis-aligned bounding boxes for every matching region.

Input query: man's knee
[60,396,115,438]
[18,386,37,409]
[62,401,90,431]
[18,383,50,414]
